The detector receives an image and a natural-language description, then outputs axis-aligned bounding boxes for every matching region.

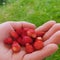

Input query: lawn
[0,0,60,60]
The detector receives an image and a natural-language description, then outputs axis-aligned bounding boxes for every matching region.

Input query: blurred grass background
[0,0,60,60]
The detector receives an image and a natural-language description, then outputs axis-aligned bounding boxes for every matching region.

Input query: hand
[0,21,58,60]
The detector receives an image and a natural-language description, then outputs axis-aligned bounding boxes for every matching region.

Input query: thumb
[0,22,14,42]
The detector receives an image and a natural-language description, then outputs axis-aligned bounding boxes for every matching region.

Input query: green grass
[0,0,60,60]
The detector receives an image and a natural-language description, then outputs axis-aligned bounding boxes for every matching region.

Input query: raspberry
[37,31,45,37]
[16,28,22,35]
[23,28,29,32]
[17,37,24,46]
[12,41,21,53]
[10,31,19,39]
[4,37,13,44]
[36,37,43,41]
[33,40,44,50]
[25,43,34,53]
[27,29,36,38]
[23,36,33,45]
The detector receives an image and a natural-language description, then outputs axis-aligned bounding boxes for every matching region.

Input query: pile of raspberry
[4,27,45,53]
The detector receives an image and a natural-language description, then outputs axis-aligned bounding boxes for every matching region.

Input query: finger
[35,21,56,35]
[12,49,26,60]
[0,22,14,42]
[8,21,36,29]
[43,23,60,41]
[22,21,36,29]
[44,31,60,46]
[23,44,58,60]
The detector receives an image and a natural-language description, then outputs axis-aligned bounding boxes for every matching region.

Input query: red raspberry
[27,29,36,38]
[4,37,13,44]
[12,41,21,53]
[17,37,24,46]
[23,28,29,32]
[36,37,43,41]
[33,40,44,50]
[23,36,33,45]
[25,43,34,53]
[10,31,19,39]
[16,28,22,35]
[21,28,29,37]
[37,31,45,37]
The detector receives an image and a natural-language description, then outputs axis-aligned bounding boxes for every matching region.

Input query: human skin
[0,21,59,60]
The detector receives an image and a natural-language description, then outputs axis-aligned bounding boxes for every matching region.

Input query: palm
[0,21,58,60]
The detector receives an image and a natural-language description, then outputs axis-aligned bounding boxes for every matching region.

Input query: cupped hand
[0,21,58,60]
